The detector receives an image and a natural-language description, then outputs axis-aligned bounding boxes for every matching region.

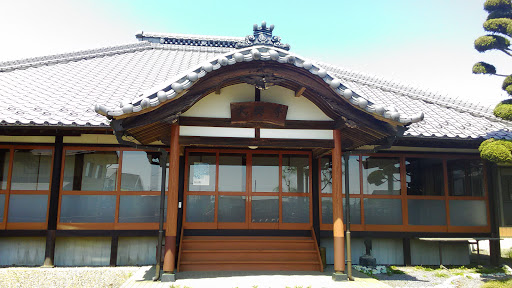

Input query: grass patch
[476,266,506,274]
[414,266,436,272]
[386,266,405,276]
[434,272,449,278]
[482,278,512,288]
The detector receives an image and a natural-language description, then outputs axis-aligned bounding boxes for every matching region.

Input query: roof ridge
[0,42,152,72]
[136,31,244,42]
[317,61,506,122]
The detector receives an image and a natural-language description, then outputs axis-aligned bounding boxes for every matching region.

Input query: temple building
[0,23,511,277]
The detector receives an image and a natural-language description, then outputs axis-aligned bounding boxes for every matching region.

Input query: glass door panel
[252,154,279,192]
[184,150,312,230]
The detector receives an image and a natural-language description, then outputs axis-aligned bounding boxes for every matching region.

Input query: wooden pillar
[332,130,345,273]
[43,135,63,267]
[163,124,180,273]
[403,238,411,266]
[110,234,119,267]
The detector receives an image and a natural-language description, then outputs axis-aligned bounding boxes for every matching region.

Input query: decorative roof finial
[236,21,290,50]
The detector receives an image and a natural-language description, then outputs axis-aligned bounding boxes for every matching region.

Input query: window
[406,158,444,196]
[0,147,53,230]
[362,156,400,195]
[59,148,168,229]
[447,159,484,197]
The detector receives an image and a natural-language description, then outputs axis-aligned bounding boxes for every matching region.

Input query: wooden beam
[178,117,335,130]
[295,86,306,98]
[179,136,334,149]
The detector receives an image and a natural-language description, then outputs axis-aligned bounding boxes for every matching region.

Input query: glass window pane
[364,198,402,225]
[218,196,246,223]
[0,149,9,190]
[500,168,512,226]
[362,157,401,195]
[186,195,215,222]
[282,196,309,223]
[60,195,115,223]
[11,149,52,190]
[447,159,484,197]
[322,197,361,225]
[251,196,278,223]
[320,157,332,194]
[282,155,309,193]
[188,153,216,192]
[219,154,246,192]
[449,200,487,226]
[408,199,446,225]
[343,198,362,225]
[63,151,119,191]
[121,151,168,191]
[343,156,361,194]
[252,155,279,192]
[119,195,162,223]
[321,197,333,224]
[406,158,444,196]
[7,194,47,222]
[0,194,5,222]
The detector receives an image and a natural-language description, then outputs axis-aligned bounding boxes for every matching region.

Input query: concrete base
[40,265,55,268]
[160,273,176,282]
[332,272,348,281]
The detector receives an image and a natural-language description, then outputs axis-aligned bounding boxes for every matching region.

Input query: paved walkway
[120,265,392,288]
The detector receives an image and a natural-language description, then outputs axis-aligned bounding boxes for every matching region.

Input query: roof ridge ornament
[235,21,290,51]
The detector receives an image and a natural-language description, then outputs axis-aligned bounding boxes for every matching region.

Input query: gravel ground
[375,266,512,288]
[0,267,139,288]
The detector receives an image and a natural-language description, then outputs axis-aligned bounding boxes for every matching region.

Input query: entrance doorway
[183,149,313,230]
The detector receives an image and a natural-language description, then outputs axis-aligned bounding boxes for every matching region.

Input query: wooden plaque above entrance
[230,102,288,127]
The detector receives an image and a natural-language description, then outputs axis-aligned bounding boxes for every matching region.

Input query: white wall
[55,237,110,266]
[411,239,469,266]
[0,237,45,266]
[117,236,157,266]
[321,237,404,265]
[182,83,333,121]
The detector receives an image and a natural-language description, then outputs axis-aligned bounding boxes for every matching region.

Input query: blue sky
[1,0,511,107]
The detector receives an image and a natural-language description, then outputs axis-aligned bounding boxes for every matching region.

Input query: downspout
[113,130,168,281]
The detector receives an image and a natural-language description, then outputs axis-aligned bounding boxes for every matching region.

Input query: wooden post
[110,234,119,267]
[43,135,63,267]
[163,124,180,273]
[332,130,345,273]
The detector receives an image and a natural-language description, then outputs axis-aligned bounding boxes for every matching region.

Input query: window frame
[319,153,490,234]
[0,145,54,230]
[57,146,169,230]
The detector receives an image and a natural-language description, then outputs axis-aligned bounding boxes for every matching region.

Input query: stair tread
[181,260,320,264]
[183,236,312,240]
[182,249,316,253]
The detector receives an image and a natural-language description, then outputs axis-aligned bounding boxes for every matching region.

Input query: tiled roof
[0,33,510,140]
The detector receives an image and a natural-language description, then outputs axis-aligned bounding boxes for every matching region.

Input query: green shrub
[473,62,497,74]
[475,35,510,52]
[484,0,512,13]
[494,102,512,120]
[479,138,512,163]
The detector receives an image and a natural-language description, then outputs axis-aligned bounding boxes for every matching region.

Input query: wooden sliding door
[183,149,312,230]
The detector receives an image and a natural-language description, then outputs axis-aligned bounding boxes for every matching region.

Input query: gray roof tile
[0,34,510,140]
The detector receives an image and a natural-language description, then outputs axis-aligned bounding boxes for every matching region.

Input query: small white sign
[192,162,210,186]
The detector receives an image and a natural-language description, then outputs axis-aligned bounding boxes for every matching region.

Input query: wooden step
[177,234,323,272]
[179,261,322,272]
[181,237,316,250]
[181,249,319,261]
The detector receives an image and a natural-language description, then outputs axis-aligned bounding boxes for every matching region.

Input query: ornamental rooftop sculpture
[236,21,290,51]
